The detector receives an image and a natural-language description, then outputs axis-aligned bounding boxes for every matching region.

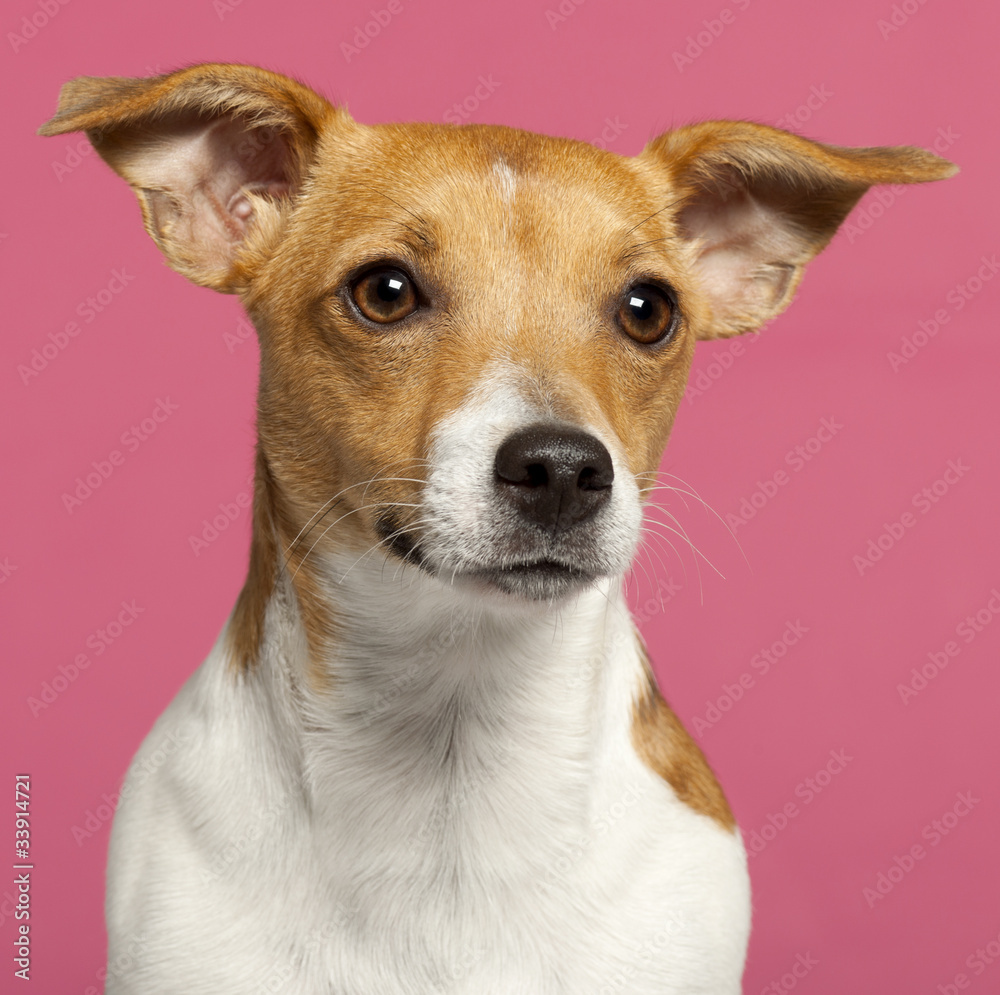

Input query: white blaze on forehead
[490,157,521,340]
[492,157,518,204]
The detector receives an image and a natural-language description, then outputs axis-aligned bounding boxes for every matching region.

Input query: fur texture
[39,63,956,993]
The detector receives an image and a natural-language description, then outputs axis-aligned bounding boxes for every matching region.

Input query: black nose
[494,425,614,533]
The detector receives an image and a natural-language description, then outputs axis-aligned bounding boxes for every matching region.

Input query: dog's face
[247,122,701,602]
[40,64,955,659]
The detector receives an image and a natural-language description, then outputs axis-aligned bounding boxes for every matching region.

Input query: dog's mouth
[374,513,599,601]
[462,559,593,600]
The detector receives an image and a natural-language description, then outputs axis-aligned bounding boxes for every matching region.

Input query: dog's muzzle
[493,424,614,534]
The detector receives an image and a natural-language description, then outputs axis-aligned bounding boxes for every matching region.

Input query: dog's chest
[299,820,740,995]
[231,733,747,995]
[105,586,749,994]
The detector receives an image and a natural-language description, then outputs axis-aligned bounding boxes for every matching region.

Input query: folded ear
[639,121,958,339]
[38,63,337,292]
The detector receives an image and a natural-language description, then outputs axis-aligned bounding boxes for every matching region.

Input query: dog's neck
[251,552,645,881]
[281,549,638,749]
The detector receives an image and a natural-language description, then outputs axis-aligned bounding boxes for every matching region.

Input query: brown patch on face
[225,444,338,678]
[237,122,704,603]
[631,638,736,833]
[227,446,277,672]
[40,65,957,677]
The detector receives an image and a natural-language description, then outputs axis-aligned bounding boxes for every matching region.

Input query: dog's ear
[38,63,338,293]
[638,121,957,339]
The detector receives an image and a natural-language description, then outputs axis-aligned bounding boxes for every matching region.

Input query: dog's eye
[351,268,418,323]
[618,284,676,345]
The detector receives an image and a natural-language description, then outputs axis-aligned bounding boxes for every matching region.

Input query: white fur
[103,374,750,994]
[419,367,641,586]
[105,579,749,993]
[492,158,518,205]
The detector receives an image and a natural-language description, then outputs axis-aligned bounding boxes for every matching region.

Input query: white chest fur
[103,565,749,994]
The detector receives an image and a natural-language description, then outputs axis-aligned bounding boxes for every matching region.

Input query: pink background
[2,1,997,992]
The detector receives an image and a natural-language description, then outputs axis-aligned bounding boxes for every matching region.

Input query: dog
[40,64,955,994]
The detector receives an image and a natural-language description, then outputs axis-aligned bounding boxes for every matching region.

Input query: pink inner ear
[680,186,803,330]
[126,113,295,274]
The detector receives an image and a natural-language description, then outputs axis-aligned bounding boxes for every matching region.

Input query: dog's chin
[451,559,599,603]
[369,525,597,602]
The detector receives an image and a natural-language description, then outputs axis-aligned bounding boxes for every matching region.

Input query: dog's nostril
[494,425,614,532]
[525,463,549,488]
[577,465,606,491]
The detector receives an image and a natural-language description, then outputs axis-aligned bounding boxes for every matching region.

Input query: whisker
[325,508,436,587]
[628,236,678,250]
[283,475,411,564]
[623,196,683,239]
[645,470,751,575]
[291,501,421,580]
[282,466,436,573]
[367,190,432,245]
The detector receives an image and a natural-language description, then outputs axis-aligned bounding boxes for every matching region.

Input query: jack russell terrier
[40,63,955,994]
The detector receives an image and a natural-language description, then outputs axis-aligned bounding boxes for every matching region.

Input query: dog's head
[40,64,955,665]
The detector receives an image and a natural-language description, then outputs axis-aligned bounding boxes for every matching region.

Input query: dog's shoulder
[630,639,736,832]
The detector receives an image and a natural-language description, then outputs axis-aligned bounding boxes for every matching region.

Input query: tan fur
[234,118,704,670]
[631,640,737,832]
[39,64,956,820]
[37,64,335,292]
[637,121,958,337]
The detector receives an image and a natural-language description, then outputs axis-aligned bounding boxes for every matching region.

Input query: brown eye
[618,283,676,344]
[351,268,418,323]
